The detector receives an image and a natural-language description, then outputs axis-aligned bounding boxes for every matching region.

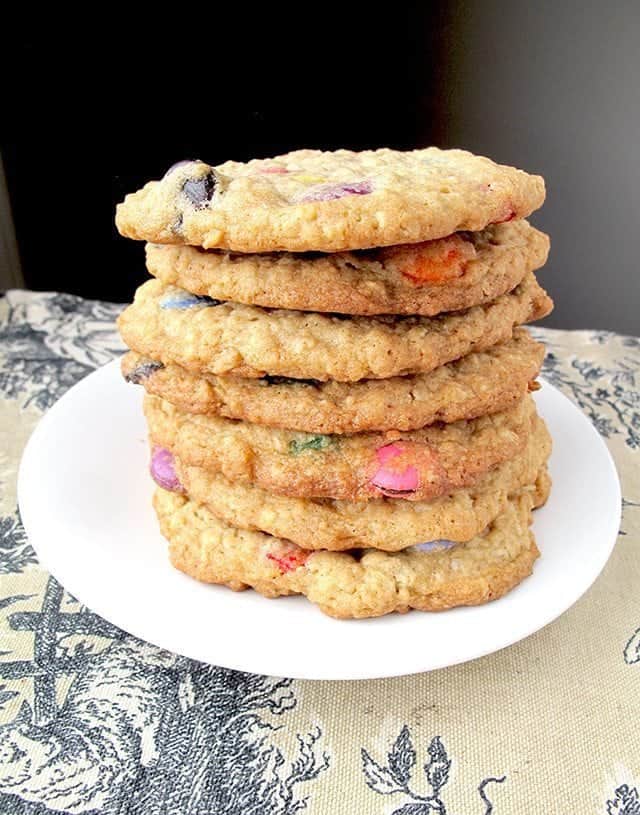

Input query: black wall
[2,4,639,332]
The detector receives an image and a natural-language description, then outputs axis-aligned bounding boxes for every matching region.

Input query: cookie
[168,416,551,551]
[115,147,545,253]
[155,478,548,618]
[145,220,549,316]
[118,274,552,382]
[144,393,537,502]
[122,329,543,434]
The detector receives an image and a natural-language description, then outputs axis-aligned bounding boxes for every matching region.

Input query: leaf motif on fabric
[362,727,506,814]
[388,725,417,786]
[424,736,451,795]
[361,748,407,795]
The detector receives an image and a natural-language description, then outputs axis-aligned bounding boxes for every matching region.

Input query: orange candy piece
[381,234,476,285]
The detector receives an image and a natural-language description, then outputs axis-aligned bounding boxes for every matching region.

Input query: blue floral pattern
[0,514,36,575]
[0,291,124,411]
[362,726,505,814]
[533,328,640,449]
[607,785,640,815]
[0,578,329,813]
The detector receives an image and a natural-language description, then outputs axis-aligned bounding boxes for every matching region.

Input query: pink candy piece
[412,540,456,553]
[494,206,516,224]
[260,166,289,174]
[376,443,403,466]
[150,446,183,492]
[300,180,373,202]
[371,443,419,495]
[266,549,308,574]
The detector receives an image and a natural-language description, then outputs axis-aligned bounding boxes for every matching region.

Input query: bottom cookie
[154,475,549,619]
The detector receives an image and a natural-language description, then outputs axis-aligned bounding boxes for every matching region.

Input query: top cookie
[116,147,546,253]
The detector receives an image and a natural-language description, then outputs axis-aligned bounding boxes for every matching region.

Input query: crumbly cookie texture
[144,393,537,502]
[145,221,549,316]
[115,147,545,253]
[122,329,544,434]
[155,478,548,618]
[118,274,552,382]
[172,417,551,551]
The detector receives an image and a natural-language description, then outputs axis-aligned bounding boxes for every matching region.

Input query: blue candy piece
[411,539,457,553]
[160,289,222,310]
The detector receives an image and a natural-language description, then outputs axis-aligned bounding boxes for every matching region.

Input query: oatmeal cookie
[145,220,549,315]
[166,417,551,550]
[116,147,545,253]
[154,478,548,618]
[118,274,552,382]
[122,329,544,433]
[144,393,537,502]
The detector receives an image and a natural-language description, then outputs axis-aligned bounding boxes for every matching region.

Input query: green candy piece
[288,434,335,455]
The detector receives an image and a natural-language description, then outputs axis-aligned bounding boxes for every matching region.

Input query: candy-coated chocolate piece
[288,434,334,455]
[159,289,222,310]
[117,146,546,253]
[150,446,183,492]
[300,180,372,203]
[266,548,308,574]
[411,540,457,553]
[380,234,476,285]
[371,442,420,496]
[164,159,196,177]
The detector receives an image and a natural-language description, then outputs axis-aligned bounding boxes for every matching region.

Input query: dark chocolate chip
[262,375,322,388]
[182,172,216,209]
[125,360,165,384]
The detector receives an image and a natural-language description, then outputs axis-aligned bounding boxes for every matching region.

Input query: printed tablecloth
[0,289,638,815]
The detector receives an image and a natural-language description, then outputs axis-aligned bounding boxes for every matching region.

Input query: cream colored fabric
[0,290,637,814]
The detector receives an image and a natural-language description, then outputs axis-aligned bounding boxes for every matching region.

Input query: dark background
[1,2,639,332]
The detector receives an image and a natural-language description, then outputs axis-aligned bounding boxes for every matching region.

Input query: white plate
[18,360,621,680]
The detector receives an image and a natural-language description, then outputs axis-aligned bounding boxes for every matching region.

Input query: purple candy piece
[150,446,183,492]
[300,180,373,203]
[164,159,197,178]
[411,539,457,553]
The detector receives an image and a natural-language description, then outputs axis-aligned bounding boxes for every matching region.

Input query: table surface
[0,289,638,815]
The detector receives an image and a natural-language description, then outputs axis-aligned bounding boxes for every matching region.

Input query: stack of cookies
[115,147,553,619]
